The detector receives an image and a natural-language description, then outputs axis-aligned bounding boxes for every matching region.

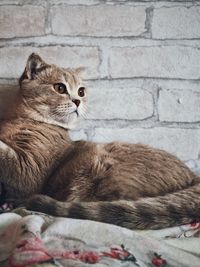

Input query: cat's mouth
[74,110,79,117]
[70,109,79,117]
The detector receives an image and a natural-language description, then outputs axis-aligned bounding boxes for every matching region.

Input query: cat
[0,53,200,229]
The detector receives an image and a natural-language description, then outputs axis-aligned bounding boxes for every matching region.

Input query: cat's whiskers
[79,105,87,119]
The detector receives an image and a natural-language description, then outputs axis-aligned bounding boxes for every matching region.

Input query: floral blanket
[0,209,199,267]
[0,160,200,267]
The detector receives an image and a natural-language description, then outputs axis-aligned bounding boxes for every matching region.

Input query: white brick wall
[0,46,100,79]
[51,5,146,37]
[109,46,200,79]
[92,127,200,160]
[0,5,45,38]
[152,6,200,39]
[87,85,154,120]
[0,0,199,161]
[158,89,200,122]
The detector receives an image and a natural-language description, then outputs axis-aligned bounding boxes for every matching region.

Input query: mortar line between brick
[0,1,199,7]
[45,0,52,35]
[145,6,154,38]
[1,77,200,83]
[153,4,200,9]
[49,1,200,6]
[98,46,109,79]
[1,35,200,42]
[0,38,200,49]
[83,121,200,128]
[0,2,47,7]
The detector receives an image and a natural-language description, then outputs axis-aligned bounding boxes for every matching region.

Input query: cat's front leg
[0,140,19,199]
[0,140,17,158]
[0,140,31,197]
[0,140,18,181]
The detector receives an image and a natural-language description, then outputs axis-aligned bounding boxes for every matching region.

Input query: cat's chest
[20,136,72,177]
[2,123,72,178]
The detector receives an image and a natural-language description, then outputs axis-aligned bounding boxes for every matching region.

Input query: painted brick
[0,46,100,79]
[152,7,200,39]
[0,2,199,162]
[0,5,45,38]
[51,5,146,37]
[70,129,87,140]
[109,46,200,79]
[158,89,200,122]
[92,127,200,160]
[87,85,154,120]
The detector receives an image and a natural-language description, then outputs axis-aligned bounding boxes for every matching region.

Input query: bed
[0,160,200,267]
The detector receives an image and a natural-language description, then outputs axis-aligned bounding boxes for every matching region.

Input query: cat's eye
[53,83,67,94]
[78,87,85,97]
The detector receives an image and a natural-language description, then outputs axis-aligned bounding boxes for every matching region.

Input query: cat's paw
[0,202,13,213]
[5,198,26,209]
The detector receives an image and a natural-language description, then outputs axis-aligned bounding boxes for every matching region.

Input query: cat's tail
[19,182,200,230]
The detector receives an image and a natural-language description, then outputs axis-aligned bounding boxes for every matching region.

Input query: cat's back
[62,141,199,201]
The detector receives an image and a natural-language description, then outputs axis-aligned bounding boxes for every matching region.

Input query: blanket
[0,209,200,267]
[0,159,200,267]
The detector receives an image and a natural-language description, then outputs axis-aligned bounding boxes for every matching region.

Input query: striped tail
[17,182,200,230]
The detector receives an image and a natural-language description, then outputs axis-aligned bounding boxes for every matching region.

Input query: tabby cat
[0,53,199,229]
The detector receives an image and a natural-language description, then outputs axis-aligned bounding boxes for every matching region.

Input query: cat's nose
[72,99,80,107]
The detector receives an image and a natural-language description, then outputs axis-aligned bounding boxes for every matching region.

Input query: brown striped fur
[1,53,200,229]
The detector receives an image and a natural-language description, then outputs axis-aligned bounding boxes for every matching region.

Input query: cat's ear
[19,53,48,85]
[74,67,86,77]
[25,53,48,79]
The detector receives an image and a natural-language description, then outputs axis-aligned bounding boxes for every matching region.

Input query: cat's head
[19,53,87,129]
